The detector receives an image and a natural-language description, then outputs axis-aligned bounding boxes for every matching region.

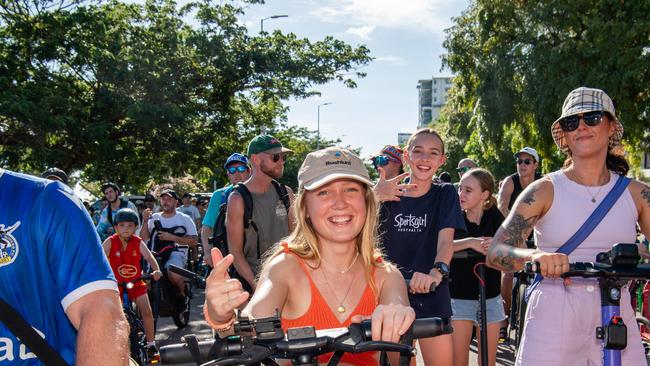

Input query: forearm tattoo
[488,213,539,271]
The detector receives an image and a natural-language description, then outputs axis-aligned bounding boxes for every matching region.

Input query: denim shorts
[165,250,187,269]
[451,295,506,324]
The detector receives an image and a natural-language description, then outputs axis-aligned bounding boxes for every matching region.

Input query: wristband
[203,303,235,331]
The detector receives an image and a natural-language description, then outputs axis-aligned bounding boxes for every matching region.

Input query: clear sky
[242,0,470,159]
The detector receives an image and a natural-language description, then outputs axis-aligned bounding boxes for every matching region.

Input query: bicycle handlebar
[524,261,650,280]
[168,264,206,286]
[160,317,451,365]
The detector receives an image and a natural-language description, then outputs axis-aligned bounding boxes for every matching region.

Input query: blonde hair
[262,183,386,292]
[463,168,497,209]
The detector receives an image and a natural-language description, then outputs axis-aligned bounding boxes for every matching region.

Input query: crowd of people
[1,86,650,366]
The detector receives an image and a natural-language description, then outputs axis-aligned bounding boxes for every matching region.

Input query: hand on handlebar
[530,251,569,279]
[409,271,437,294]
[205,248,250,324]
[351,303,416,343]
[152,270,163,281]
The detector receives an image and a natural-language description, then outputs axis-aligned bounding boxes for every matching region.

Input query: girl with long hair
[450,168,505,366]
[376,128,466,366]
[204,147,415,366]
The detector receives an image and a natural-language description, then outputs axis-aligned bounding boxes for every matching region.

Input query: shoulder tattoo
[642,187,650,207]
[519,187,538,206]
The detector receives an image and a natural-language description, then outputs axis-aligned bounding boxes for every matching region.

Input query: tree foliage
[0,0,371,191]
[440,0,650,178]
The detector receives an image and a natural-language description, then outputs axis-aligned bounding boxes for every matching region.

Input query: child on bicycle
[102,208,163,361]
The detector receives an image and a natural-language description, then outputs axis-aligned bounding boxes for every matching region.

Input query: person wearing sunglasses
[496,146,543,340]
[200,153,252,267]
[225,135,295,292]
[497,146,542,218]
[487,87,650,365]
[371,145,404,181]
[456,158,477,179]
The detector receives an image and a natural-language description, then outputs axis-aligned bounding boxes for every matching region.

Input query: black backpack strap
[0,298,69,366]
[234,184,254,230]
[270,180,290,211]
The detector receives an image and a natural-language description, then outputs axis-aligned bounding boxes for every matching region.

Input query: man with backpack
[226,135,294,292]
[96,182,139,241]
[200,153,251,268]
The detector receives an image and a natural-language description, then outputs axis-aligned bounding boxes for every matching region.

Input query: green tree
[440,0,650,178]
[0,0,371,191]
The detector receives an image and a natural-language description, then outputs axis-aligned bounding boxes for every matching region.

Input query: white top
[535,170,637,263]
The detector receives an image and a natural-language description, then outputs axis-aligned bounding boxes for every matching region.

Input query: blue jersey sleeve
[201,186,229,228]
[35,182,117,310]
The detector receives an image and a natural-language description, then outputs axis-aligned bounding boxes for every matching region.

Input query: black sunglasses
[266,153,287,163]
[559,111,605,132]
[227,165,249,174]
[456,166,471,174]
[516,158,533,165]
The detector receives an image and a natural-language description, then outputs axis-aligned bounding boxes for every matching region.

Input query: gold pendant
[337,305,346,313]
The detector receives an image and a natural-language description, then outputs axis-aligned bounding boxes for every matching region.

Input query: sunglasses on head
[227,165,249,174]
[559,111,605,132]
[456,166,471,174]
[516,158,533,165]
[372,156,390,168]
[266,153,286,163]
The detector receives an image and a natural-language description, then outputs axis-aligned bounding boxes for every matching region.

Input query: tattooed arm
[487,178,568,277]
[631,181,650,258]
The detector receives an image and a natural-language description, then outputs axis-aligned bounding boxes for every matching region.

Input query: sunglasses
[372,156,390,168]
[456,166,471,174]
[516,158,533,165]
[559,111,604,132]
[227,165,249,174]
[266,153,287,163]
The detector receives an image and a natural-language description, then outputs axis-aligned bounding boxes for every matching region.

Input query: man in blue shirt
[200,153,251,267]
[0,169,128,365]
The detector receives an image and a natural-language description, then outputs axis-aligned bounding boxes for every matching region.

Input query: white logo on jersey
[0,222,20,267]
[0,326,43,361]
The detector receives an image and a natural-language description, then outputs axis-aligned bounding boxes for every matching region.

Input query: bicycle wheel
[515,282,528,350]
[172,297,190,328]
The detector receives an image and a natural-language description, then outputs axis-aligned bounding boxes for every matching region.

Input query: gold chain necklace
[320,251,359,274]
[321,266,356,313]
[569,170,607,203]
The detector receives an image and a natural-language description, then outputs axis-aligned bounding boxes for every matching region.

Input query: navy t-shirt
[450,205,504,300]
[379,183,466,318]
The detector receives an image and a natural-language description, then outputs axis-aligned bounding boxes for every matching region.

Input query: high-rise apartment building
[417,77,453,128]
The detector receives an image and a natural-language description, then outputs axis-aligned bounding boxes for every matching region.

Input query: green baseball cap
[247,135,293,156]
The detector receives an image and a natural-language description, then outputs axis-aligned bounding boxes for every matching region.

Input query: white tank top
[534,170,638,262]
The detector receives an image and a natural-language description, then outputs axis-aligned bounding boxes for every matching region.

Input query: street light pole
[260,15,288,33]
[317,102,332,149]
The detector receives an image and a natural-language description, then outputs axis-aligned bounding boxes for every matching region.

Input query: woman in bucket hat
[203,147,415,365]
[487,87,650,364]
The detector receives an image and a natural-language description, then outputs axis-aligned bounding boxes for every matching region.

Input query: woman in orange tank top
[204,147,416,365]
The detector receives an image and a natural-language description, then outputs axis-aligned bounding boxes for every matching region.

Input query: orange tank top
[280,243,379,366]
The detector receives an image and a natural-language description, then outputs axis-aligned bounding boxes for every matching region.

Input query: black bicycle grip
[160,337,241,364]
[357,317,451,340]
[405,279,436,293]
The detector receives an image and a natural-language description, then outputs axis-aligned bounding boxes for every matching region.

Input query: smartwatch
[433,262,450,280]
